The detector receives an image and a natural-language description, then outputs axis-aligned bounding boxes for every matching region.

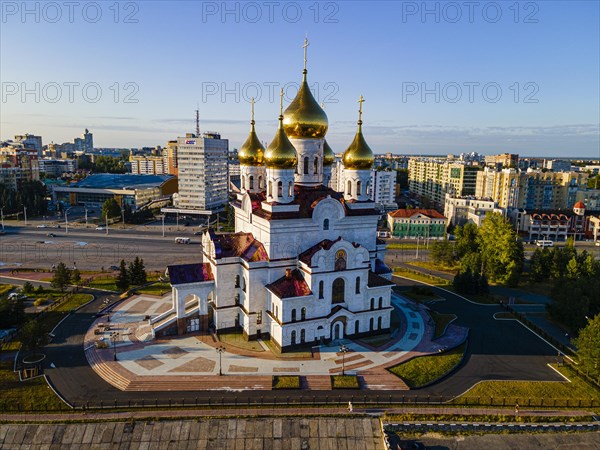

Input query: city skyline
[1,1,599,157]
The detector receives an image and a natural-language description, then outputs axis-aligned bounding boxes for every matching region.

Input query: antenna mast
[195,107,200,137]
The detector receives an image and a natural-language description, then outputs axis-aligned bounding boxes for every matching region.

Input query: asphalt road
[0,223,203,271]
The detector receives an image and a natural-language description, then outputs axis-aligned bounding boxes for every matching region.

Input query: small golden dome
[323,140,335,166]
[238,121,265,166]
[342,96,374,170]
[283,71,329,139]
[265,116,298,169]
[238,99,265,166]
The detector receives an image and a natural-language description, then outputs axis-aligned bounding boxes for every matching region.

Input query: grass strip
[272,376,300,389]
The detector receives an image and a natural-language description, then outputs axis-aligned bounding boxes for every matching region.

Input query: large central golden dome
[283,70,328,139]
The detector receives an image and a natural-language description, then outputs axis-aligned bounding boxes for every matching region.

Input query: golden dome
[238,99,265,166]
[323,140,335,166]
[283,70,329,139]
[342,96,374,170]
[265,91,298,169]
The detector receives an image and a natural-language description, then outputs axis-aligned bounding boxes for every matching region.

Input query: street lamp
[23,206,27,226]
[1,207,4,231]
[111,331,119,361]
[216,345,225,376]
[84,207,88,226]
[161,214,165,237]
[415,235,422,259]
[339,344,348,375]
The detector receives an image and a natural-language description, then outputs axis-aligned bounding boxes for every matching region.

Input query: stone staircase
[303,375,332,390]
[126,375,273,391]
[86,348,131,391]
[359,369,410,391]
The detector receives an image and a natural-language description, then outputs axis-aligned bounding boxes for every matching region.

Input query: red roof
[388,209,446,219]
[574,201,586,209]
[211,232,268,262]
[267,269,312,299]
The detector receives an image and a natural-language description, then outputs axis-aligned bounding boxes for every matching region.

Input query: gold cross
[358,95,365,121]
[279,88,284,116]
[302,37,309,71]
[251,97,255,123]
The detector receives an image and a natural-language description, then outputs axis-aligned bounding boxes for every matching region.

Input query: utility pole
[161,214,165,237]
[23,206,27,226]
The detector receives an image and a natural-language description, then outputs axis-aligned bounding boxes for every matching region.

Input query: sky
[1,0,599,158]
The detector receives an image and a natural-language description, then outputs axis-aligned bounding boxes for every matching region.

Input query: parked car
[109,265,119,271]
[36,224,48,228]
[96,226,105,231]
[46,233,56,237]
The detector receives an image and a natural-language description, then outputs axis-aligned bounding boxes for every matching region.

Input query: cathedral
[153,41,394,351]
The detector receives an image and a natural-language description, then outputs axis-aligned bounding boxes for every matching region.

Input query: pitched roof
[168,263,213,285]
[211,231,268,262]
[267,269,312,299]
[574,201,586,209]
[298,237,342,265]
[374,258,392,275]
[367,271,395,288]
[388,209,446,219]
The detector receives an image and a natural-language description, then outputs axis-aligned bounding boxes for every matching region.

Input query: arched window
[304,157,309,174]
[355,276,360,294]
[347,180,352,195]
[291,309,297,322]
[370,298,375,310]
[332,278,345,303]
[335,250,347,271]
[357,180,362,196]
[378,316,382,330]
[301,307,306,321]
[314,157,319,174]
[288,181,293,197]
[291,330,296,345]
[241,177,245,190]
[268,181,273,197]
[235,275,240,288]
[354,320,359,335]
[275,305,278,319]
[378,297,383,309]
[323,219,329,230]
[300,329,305,343]
[318,281,324,299]
[249,175,254,190]
[369,317,374,331]
[258,175,263,189]
[277,181,283,196]
[242,278,247,292]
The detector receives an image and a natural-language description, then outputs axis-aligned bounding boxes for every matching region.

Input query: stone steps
[126,376,273,391]
[359,369,410,391]
[86,348,131,391]
[303,375,331,390]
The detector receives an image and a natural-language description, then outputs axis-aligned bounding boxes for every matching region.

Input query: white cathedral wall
[290,138,324,186]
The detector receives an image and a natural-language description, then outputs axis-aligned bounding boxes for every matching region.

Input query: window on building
[319,281,324,299]
[332,278,345,303]
[258,175,263,189]
[370,298,375,310]
[291,309,297,322]
[355,276,360,294]
[275,305,278,319]
[291,330,296,345]
[288,181,293,197]
[354,321,359,335]
[268,181,272,197]
[277,181,283,197]
[357,180,362,196]
[300,329,305,343]
[241,177,245,190]
[242,278,247,292]
[369,317,374,331]
[301,307,306,321]
[235,275,240,288]
[314,157,319,174]
[249,176,254,190]
[378,297,383,309]
[304,157,309,174]
[335,250,347,271]
[323,219,329,230]
[234,294,240,305]
[377,316,382,330]
[257,310,262,325]
[347,180,352,196]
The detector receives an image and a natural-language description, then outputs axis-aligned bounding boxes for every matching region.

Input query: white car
[596,241,600,247]
[96,226,105,231]
[36,224,48,228]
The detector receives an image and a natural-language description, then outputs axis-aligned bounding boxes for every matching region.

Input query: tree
[116,260,130,292]
[573,314,600,381]
[20,320,47,352]
[50,262,71,292]
[478,213,524,286]
[102,198,121,220]
[455,223,479,258]
[71,269,82,286]
[430,239,455,267]
[22,281,34,295]
[0,296,25,328]
[129,257,147,286]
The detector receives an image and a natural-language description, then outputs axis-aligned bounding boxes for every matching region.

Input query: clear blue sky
[1,0,599,157]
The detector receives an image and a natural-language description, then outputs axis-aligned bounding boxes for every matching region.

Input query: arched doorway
[331,321,344,340]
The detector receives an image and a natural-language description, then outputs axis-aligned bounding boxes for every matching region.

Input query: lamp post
[23,206,27,226]
[1,207,4,231]
[339,344,348,375]
[216,345,225,376]
[121,206,125,229]
[106,214,109,235]
[415,235,421,259]
[111,331,119,361]
[161,214,165,237]
[84,207,88,226]
[65,208,69,234]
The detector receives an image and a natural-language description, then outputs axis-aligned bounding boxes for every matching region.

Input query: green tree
[0,296,25,328]
[50,262,71,292]
[430,239,455,267]
[115,260,130,292]
[572,314,600,380]
[478,213,524,286]
[129,257,147,286]
[71,269,82,286]
[22,281,34,294]
[102,198,121,220]
[20,320,47,352]
[455,223,479,258]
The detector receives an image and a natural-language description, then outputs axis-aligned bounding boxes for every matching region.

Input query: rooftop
[74,173,174,190]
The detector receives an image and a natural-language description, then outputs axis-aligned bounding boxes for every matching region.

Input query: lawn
[262,339,314,359]
[454,364,600,407]
[88,277,119,292]
[429,310,456,339]
[0,361,66,412]
[331,375,360,389]
[0,284,15,296]
[135,282,171,296]
[272,375,300,389]
[392,268,450,286]
[218,332,265,353]
[406,261,459,274]
[388,342,466,388]
[397,285,442,303]
[387,243,419,250]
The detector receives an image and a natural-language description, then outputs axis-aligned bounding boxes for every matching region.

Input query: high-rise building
[0,145,40,189]
[370,170,397,209]
[544,159,572,172]
[484,153,519,169]
[14,134,43,157]
[174,132,229,211]
[165,140,178,176]
[130,154,168,175]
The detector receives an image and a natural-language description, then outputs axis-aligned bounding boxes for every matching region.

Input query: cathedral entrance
[332,322,344,340]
